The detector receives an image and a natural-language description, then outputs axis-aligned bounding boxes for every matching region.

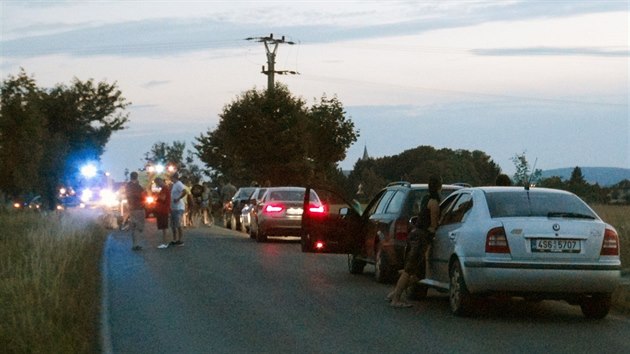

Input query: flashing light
[80,164,98,178]
[81,189,93,202]
[155,164,165,173]
[100,188,119,208]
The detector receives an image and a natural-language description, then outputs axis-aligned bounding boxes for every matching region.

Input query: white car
[418,186,621,318]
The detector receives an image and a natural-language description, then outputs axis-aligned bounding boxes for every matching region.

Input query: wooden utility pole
[246,33,298,92]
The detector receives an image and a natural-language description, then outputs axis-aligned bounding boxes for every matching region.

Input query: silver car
[419,186,621,318]
[250,187,323,243]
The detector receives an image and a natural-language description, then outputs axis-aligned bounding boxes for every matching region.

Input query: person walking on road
[170,173,188,246]
[155,177,171,249]
[125,171,146,251]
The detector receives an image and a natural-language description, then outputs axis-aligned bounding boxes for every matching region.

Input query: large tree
[195,84,358,187]
[144,140,205,184]
[0,69,130,209]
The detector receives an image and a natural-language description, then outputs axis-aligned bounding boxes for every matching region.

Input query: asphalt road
[102,219,630,354]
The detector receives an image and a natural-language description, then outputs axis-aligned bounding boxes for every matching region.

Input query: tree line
[3,69,624,209]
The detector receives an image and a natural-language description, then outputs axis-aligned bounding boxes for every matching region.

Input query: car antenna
[525,157,538,191]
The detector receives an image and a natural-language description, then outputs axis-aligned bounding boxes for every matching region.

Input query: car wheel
[301,234,313,252]
[449,258,472,316]
[374,244,393,283]
[580,293,611,319]
[255,228,267,243]
[248,224,256,239]
[347,254,366,274]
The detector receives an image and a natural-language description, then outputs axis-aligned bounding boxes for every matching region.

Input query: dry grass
[593,204,630,269]
[0,210,106,353]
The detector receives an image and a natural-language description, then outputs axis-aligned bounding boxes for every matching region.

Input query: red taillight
[394,219,408,241]
[308,204,325,213]
[485,227,510,253]
[601,228,620,256]
[145,196,155,205]
[264,204,284,213]
[315,241,325,250]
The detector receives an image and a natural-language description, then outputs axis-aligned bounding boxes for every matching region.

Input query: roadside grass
[0,210,106,353]
[593,204,629,269]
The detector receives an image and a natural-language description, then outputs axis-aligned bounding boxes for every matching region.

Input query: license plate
[286,207,303,215]
[531,239,581,253]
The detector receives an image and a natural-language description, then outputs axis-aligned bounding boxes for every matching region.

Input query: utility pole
[246,33,298,92]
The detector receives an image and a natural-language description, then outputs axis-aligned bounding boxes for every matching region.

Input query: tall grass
[0,210,106,353]
[593,204,630,269]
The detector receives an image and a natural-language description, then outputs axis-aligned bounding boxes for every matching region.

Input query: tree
[195,84,358,187]
[511,152,542,187]
[0,69,130,209]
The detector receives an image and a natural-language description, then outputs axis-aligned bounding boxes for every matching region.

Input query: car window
[268,190,305,201]
[385,190,406,214]
[441,193,473,225]
[374,190,396,215]
[439,194,460,224]
[485,191,597,218]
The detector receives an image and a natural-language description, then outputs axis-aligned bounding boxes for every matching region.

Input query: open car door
[301,186,364,254]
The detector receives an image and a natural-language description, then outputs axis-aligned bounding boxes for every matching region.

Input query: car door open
[301,186,363,253]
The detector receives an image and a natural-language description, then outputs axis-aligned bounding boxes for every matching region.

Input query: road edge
[612,269,630,314]
[100,234,113,354]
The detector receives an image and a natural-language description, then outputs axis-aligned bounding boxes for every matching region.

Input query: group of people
[124,172,191,251]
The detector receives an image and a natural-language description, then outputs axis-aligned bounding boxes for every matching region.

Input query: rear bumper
[463,260,621,294]
[260,218,302,236]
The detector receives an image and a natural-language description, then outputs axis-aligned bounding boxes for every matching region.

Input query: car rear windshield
[485,190,598,219]
[267,189,319,202]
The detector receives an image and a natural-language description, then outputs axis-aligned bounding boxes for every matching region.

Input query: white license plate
[286,208,303,215]
[531,239,581,253]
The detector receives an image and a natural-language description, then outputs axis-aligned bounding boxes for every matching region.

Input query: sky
[1,0,628,181]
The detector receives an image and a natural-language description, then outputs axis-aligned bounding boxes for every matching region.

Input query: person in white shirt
[169,173,188,246]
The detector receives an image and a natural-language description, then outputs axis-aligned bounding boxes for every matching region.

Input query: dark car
[249,187,324,243]
[301,182,462,283]
[224,187,257,231]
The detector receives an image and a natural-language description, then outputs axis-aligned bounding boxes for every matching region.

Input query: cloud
[142,80,170,89]
[2,1,626,58]
[472,46,630,57]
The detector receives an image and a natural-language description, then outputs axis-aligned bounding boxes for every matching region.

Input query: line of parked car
[223,182,622,319]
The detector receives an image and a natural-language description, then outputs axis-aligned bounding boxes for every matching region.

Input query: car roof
[388,183,464,190]
[264,186,305,191]
[459,186,574,195]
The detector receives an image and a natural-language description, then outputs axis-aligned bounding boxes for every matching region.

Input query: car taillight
[485,227,510,253]
[315,241,325,250]
[600,228,620,256]
[146,196,155,204]
[308,204,326,213]
[395,219,408,241]
[264,204,284,213]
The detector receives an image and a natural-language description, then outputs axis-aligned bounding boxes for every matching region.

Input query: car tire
[580,293,611,319]
[248,224,256,239]
[348,254,366,274]
[374,244,393,283]
[224,213,231,229]
[301,234,313,252]
[255,228,267,243]
[449,258,472,316]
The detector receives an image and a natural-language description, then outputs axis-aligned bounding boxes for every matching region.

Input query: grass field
[0,210,106,353]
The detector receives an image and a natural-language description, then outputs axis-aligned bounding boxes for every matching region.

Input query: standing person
[170,173,187,246]
[201,182,213,226]
[154,177,171,249]
[387,175,443,308]
[125,171,146,251]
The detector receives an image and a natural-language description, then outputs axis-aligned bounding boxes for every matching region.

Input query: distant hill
[540,167,630,187]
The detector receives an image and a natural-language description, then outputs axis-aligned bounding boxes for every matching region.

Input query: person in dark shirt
[387,175,442,308]
[155,177,171,249]
[126,171,146,251]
